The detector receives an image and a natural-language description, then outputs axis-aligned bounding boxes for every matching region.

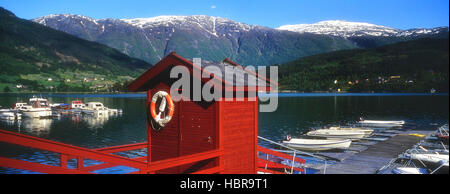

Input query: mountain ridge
[277,20,448,38]
[31,14,361,65]
[32,14,449,66]
[0,7,151,92]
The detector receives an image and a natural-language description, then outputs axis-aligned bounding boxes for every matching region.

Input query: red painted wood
[147,89,152,164]
[82,156,147,172]
[0,129,148,170]
[257,146,306,164]
[221,99,257,174]
[77,157,84,170]
[127,52,271,92]
[256,168,285,174]
[60,154,68,169]
[67,142,148,160]
[0,157,92,174]
[148,83,181,173]
[254,100,258,173]
[257,158,304,173]
[146,149,223,173]
[191,166,224,174]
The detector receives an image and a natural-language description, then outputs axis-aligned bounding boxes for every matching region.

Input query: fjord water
[0,93,448,173]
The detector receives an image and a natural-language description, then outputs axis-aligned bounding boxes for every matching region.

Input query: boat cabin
[86,102,105,110]
[13,103,28,110]
[71,101,86,109]
[29,98,50,108]
[128,52,275,174]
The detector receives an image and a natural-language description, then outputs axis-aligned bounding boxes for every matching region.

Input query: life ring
[149,91,175,128]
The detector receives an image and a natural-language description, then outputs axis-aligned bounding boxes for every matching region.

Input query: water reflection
[1,111,123,135]
[20,118,53,135]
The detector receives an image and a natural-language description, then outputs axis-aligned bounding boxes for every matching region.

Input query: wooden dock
[321,132,428,174]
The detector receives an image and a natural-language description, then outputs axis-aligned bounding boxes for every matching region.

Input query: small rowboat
[306,129,366,140]
[357,119,405,128]
[282,138,352,151]
[328,127,373,137]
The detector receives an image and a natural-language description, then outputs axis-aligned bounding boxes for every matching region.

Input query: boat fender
[149,91,175,128]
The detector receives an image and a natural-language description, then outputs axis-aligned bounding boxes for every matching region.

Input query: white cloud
[211,5,216,9]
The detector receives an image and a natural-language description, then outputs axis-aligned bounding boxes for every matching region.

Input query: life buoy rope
[148,91,175,129]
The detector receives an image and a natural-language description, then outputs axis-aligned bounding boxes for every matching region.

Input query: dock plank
[321,134,425,174]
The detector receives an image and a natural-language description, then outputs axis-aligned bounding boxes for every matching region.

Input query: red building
[128,52,274,173]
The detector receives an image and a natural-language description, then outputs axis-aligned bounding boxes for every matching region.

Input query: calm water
[0,93,448,173]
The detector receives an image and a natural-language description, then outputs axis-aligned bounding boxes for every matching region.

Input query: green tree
[3,86,11,92]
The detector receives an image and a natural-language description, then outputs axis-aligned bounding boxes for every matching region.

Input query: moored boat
[328,126,374,137]
[306,129,366,140]
[399,152,449,172]
[71,100,86,109]
[357,118,405,128]
[392,167,428,174]
[282,138,352,151]
[18,97,52,118]
[405,153,449,164]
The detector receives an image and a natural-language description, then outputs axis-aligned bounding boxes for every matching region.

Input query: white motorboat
[84,102,110,116]
[86,102,107,111]
[19,106,51,118]
[392,167,428,174]
[399,152,449,174]
[18,97,52,118]
[306,129,366,140]
[404,153,449,164]
[108,108,122,115]
[357,119,405,128]
[13,103,28,110]
[71,100,86,109]
[282,138,352,151]
[328,126,374,137]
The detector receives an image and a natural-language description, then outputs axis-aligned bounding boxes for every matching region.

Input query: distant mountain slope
[0,7,151,92]
[33,14,359,66]
[278,38,449,92]
[278,20,449,48]
[33,15,449,67]
[277,20,449,38]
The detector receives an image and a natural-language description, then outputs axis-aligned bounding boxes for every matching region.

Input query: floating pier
[319,130,430,174]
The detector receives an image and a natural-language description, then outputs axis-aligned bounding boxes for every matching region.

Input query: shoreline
[0,92,448,98]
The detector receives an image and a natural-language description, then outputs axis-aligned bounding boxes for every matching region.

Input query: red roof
[128,52,277,92]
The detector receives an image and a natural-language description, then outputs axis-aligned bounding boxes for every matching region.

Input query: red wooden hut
[127,52,275,174]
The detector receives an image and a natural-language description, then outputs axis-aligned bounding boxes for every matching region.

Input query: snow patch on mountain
[277,20,401,37]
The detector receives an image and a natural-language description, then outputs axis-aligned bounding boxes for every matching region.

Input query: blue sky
[1,0,448,29]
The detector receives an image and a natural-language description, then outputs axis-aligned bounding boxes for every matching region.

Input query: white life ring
[150,91,175,128]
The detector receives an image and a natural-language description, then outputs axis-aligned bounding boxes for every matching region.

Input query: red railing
[0,129,306,174]
[257,146,306,174]
[0,129,223,174]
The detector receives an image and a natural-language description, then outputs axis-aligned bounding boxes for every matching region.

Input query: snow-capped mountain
[277,20,448,38]
[32,14,357,65]
[33,14,258,41]
[32,15,448,65]
[121,15,255,35]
